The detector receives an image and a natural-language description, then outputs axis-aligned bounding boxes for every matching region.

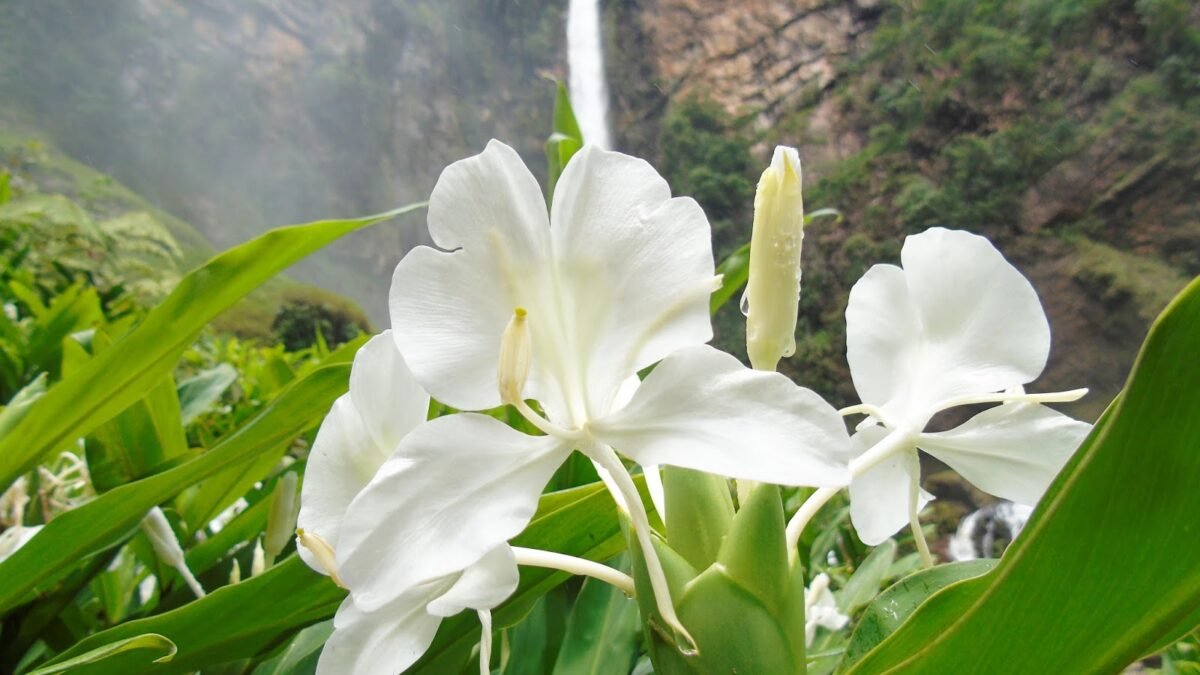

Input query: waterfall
[567,0,611,149]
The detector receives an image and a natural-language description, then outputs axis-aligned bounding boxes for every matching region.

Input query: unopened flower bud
[141,506,205,598]
[263,472,299,567]
[498,307,531,405]
[251,538,266,577]
[745,146,805,372]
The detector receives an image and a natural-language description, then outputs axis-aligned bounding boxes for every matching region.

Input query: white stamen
[296,528,347,588]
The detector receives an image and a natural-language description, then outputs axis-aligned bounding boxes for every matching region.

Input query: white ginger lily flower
[341,140,851,651]
[826,228,1092,558]
[804,572,849,647]
[295,330,429,586]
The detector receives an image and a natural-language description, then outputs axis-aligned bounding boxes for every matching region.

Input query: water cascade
[567,0,611,149]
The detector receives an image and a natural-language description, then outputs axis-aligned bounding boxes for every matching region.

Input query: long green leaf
[840,560,996,669]
[552,557,640,675]
[836,539,897,616]
[26,634,176,674]
[0,364,350,614]
[46,479,633,674]
[39,556,344,675]
[847,275,1200,674]
[0,203,422,490]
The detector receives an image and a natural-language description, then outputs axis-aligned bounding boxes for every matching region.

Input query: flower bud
[745,146,805,372]
[498,307,531,405]
[140,506,205,597]
[263,471,299,566]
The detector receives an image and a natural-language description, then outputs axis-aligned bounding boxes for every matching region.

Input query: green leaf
[86,373,188,492]
[177,364,238,426]
[836,538,897,616]
[545,81,584,199]
[250,620,332,675]
[0,203,422,490]
[38,556,343,675]
[552,556,640,675]
[0,364,349,615]
[26,634,176,675]
[0,373,47,437]
[841,560,996,669]
[846,275,1200,674]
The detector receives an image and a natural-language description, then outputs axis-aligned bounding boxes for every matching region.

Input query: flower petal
[296,394,375,576]
[390,140,551,411]
[426,544,519,617]
[297,333,428,578]
[918,402,1092,506]
[549,147,716,419]
[316,589,445,675]
[588,345,851,487]
[349,331,429,453]
[847,228,1050,422]
[848,427,931,546]
[337,413,570,611]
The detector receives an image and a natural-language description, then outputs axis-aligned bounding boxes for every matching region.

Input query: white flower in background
[0,523,42,564]
[839,227,1091,557]
[804,573,849,647]
[346,140,851,650]
[295,330,429,586]
[745,145,805,372]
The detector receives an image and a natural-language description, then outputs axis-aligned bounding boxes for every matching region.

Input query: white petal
[316,589,445,675]
[338,414,570,611]
[918,403,1091,506]
[846,228,1050,422]
[296,395,376,576]
[848,428,930,546]
[549,146,716,418]
[0,525,42,563]
[588,345,851,487]
[426,545,519,617]
[390,141,551,411]
[349,331,429,453]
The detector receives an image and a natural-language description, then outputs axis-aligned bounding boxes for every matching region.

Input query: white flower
[842,227,1091,548]
[745,145,805,372]
[0,524,41,564]
[342,141,851,648]
[295,330,429,585]
[804,572,849,646]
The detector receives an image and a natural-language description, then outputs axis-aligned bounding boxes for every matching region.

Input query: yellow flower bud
[498,307,531,405]
[745,146,805,372]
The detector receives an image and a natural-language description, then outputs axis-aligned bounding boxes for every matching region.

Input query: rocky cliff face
[608,0,1199,422]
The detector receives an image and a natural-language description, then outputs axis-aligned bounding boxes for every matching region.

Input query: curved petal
[845,264,922,419]
[549,147,717,419]
[426,544,519,617]
[390,141,552,411]
[296,395,376,575]
[338,414,571,611]
[588,345,851,487]
[316,589,445,675]
[349,331,429,453]
[297,333,429,577]
[918,402,1091,506]
[847,228,1050,423]
[848,427,931,546]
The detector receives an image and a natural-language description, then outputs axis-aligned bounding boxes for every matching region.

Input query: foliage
[270,287,371,352]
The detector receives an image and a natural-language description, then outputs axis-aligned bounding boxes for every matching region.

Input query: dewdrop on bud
[498,307,531,405]
[140,506,205,598]
[745,145,805,372]
[263,472,299,568]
